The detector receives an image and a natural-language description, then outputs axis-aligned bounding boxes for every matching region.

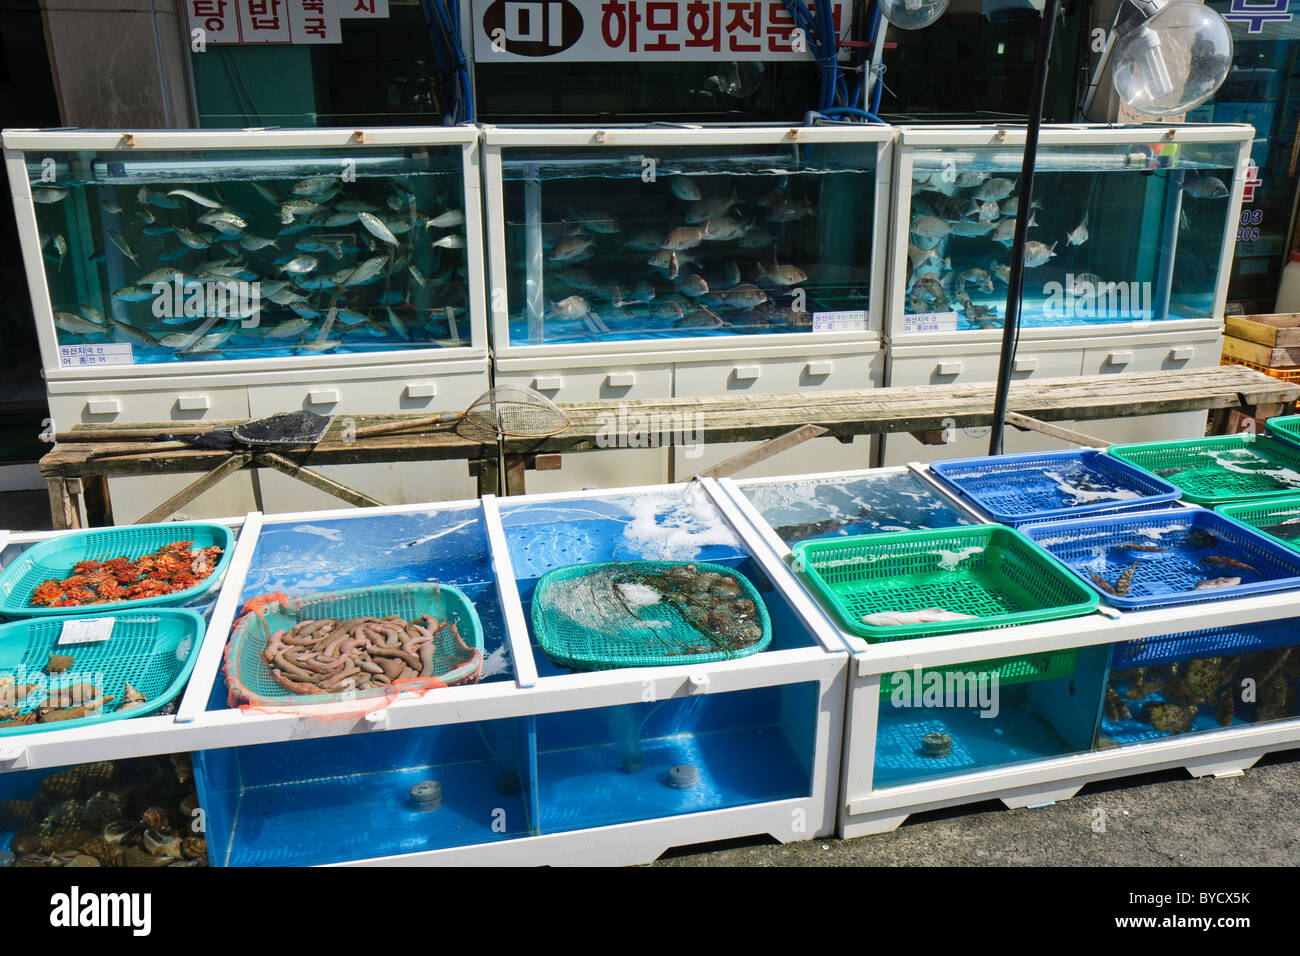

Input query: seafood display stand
[0,486,848,866]
[883,124,1253,465]
[482,126,892,490]
[3,127,491,516]
[718,466,1300,839]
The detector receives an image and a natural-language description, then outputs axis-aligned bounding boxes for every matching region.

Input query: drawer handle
[805,360,833,377]
[307,389,340,405]
[1106,351,1132,366]
[405,383,437,400]
[1168,347,1194,362]
[732,365,760,381]
[936,361,963,376]
[1013,357,1037,373]
[606,372,636,388]
[85,399,120,415]
[176,395,210,412]
[533,376,563,391]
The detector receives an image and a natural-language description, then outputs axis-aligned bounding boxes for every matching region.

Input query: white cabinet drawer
[1082,341,1215,375]
[888,350,1081,386]
[494,364,673,404]
[248,368,488,417]
[48,386,251,426]
[674,353,881,398]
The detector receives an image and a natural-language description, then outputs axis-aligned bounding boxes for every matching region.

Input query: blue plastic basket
[1022,508,1300,609]
[929,450,1181,526]
[0,523,234,617]
[0,608,205,736]
[1110,618,1300,671]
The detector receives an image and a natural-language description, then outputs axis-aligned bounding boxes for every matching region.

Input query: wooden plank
[1225,314,1300,348]
[46,478,77,531]
[690,425,829,480]
[1005,412,1113,447]
[1222,335,1300,369]
[137,454,253,524]
[503,454,527,496]
[476,452,499,498]
[254,453,384,508]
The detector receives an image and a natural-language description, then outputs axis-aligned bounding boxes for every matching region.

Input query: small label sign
[59,343,134,367]
[812,310,867,333]
[902,311,959,335]
[58,617,116,645]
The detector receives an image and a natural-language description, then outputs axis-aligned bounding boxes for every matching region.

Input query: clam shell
[80,836,121,867]
[102,820,137,845]
[142,828,181,859]
[180,837,207,861]
[139,806,171,831]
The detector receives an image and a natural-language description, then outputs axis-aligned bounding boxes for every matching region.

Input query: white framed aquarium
[886,124,1253,346]
[2,127,489,382]
[481,125,894,360]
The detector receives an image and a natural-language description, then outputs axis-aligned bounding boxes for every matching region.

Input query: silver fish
[167,188,222,208]
[239,235,280,251]
[290,302,322,319]
[548,295,592,320]
[299,338,342,352]
[651,299,687,320]
[279,255,318,274]
[112,286,154,302]
[266,286,308,306]
[951,219,997,237]
[911,216,953,241]
[432,233,466,249]
[32,187,69,204]
[252,182,281,206]
[686,195,737,224]
[671,176,703,201]
[138,267,182,284]
[765,196,811,223]
[701,218,746,241]
[136,206,157,225]
[54,312,105,335]
[384,217,414,236]
[408,264,429,287]
[973,178,1016,201]
[571,209,620,234]
[357,212,399,247]
[763,262,807,286]
[141,225,173,237]
[281,199,322,224]
[994,264,1011,284]
[549,236,596,263]
[1183,175,1229,200]
[100,199,122,215]
[108,230,140,266]
[79,305,104,324]
[336,308,369,326]
[137,187,180,209]
[977,200,1000,222]
[624,229,665,252]
[675,273,709,297]
[342,255,388,286]
[323,211,359,227]
[955,171,990,188]
[173,227,211,250]
[198,211,248,235]
[426,209,465,229]
[292,176,338,197]
[53,234,67,269]
[1023,241,1057,268]
[386,307,410,340]
[663,226,706,251]
[712,283,768,308]
[1067,212,1089,247]
[993,214,1037,245]
[108,317,159,346]
[676,310,723,329]
[266,317,312,339]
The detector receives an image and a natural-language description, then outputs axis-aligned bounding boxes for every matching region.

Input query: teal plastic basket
[225,584,484,706]
[1216,495,1300,553]
[531,561,772,670]
[1265,414,1300,448]
[0,523,234,617]
[790,525,1099,642]
[0,608,205,736]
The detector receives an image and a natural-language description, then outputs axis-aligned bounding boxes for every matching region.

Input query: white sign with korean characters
[472,0,851,62]
[184,0,242,43]
[286,0,343,42]
[237,0,292,42]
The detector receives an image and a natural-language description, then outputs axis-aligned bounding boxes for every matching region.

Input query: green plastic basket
[1108,435,1300,506]
[225,584,484,706]
[1216,494,1300,553]
[0,523,234,617]
[531,561,772,670]
[790,525,1099,642]
[0,608,205,736]
[1266,414,1300,447]
[879,648,1080,700]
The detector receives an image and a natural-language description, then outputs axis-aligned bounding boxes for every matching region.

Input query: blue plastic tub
[0,523,234,617]
[929,450,1181,527]
[1110,618,1300,671]
[1021,508,1300,609]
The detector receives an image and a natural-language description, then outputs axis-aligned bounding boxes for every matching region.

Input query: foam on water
[622,486,740,561]
[933,546,983,571]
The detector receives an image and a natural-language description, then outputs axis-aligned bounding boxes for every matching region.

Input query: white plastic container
[1274,250,1300,313]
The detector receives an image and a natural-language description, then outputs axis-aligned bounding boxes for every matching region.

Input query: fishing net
[531,561,771,670]
[231,410,333,446]
[223,585,483,720]
[455,386,570,443]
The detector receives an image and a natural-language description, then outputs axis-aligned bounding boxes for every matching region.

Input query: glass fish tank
[483,127,892,356]
[890,125,1251,338]
[3,128,486,376]
[1099,620,1300,750]
[726,466,977,549]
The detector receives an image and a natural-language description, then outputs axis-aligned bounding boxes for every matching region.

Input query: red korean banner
[472,0,851,62]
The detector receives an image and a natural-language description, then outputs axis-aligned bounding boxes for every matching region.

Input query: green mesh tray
[878,649,1080,699]
[1215,495,1300,553]
[1108,435,1300,506]
[0,608,205,736]
[1266,414,1300,447]
[0,523,234,616]
[790,525,1098,641]
[225,584,484,705]
[531,561,772,670]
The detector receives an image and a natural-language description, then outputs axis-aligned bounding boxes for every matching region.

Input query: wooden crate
[1224,313,1300,349]
[1222,333,1300,368]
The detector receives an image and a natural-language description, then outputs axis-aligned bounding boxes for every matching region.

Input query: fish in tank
[497,141,877,346]
[24,144,472,366]
[903,137,1241,332]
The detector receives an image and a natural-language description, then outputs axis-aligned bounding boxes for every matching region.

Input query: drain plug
[667,764,700,789]
[921,733,952,758]
[409,780,443,810]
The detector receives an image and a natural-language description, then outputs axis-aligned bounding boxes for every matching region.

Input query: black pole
[988,0,1062,456]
